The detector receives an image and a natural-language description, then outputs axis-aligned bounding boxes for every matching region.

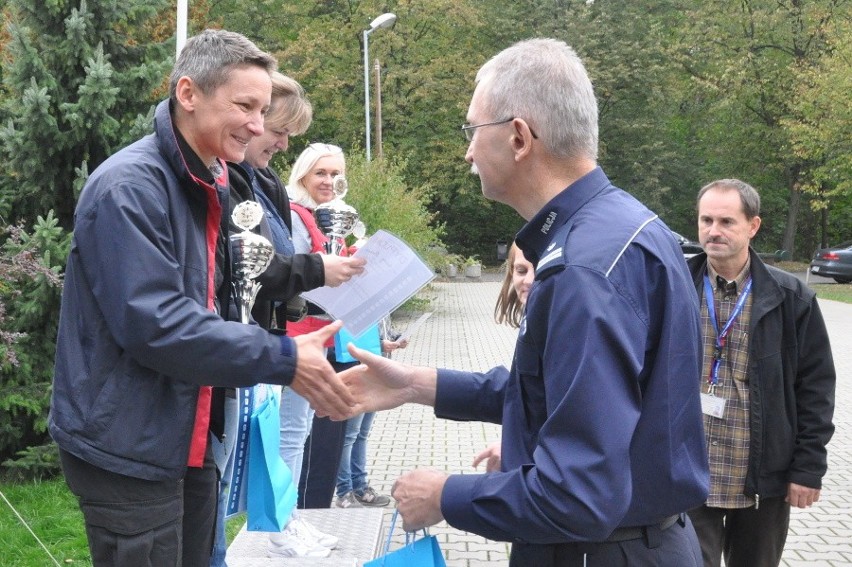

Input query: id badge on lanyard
[699,275,752,419]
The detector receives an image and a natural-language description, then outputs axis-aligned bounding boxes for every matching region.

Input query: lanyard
[703,275,752,390]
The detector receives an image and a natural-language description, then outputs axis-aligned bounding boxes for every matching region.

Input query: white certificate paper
[301,230,435,337]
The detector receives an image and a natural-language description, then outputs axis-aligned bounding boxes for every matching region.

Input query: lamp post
[374,58,383,159]
[176,0,187,57]
[363,12,396,161]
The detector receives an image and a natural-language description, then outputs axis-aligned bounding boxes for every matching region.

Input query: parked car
[672,231,703,259]
[810,241,852,284]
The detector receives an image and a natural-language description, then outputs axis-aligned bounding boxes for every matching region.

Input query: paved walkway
[365,279,852,566]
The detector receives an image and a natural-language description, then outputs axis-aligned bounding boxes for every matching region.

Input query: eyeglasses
[461,117,539,142]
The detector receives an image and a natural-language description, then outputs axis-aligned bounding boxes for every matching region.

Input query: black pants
[296,349,355,509]
[688,499,790,567]
[60,446,218,567]
[509,514,701,567]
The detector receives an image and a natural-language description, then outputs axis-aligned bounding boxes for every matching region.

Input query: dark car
[672,231,704,259]
[810,241,852,284]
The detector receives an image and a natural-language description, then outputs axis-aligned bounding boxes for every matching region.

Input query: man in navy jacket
[49,30,354,567]
[344,38,709,566]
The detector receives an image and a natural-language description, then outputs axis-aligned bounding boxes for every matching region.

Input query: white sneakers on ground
[267,514,338,558]
[292,515,338,549]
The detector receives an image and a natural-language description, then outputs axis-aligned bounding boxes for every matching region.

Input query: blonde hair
[267,72,312,136]
[287,143,345,208]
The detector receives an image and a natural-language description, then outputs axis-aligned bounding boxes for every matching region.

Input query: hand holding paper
[302,231,434,336]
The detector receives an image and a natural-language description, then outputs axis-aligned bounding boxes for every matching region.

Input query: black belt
[604,514,681,543]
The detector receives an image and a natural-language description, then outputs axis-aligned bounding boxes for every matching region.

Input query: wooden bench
[226,508,385,566]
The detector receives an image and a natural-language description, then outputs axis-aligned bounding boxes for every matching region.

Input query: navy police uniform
[435,167,709,566]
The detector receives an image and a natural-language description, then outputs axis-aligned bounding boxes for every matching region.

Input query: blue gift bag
[334,323,382,363]
[364,509,447,567]
[246,386,298,531]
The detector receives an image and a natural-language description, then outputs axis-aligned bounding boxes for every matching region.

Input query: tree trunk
[781,169,802,260]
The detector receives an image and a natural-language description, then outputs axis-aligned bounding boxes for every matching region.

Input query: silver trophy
[230,201,274,324]
[313,175,365,255]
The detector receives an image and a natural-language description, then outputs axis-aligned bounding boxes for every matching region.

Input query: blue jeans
[335,412,375,497]
[279,386,315,488]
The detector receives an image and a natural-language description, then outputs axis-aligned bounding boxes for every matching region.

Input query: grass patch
[812,283,852,304]
[769,261,852,304]
[1,478,249,566]
[226,513,246,544]
[0,478,91,566]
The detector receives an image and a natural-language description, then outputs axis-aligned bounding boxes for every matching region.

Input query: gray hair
[476,38,598,161]
[697,179,761,219]
[169,29,277,101]
[287,143,345,208]
[268,72,313,136]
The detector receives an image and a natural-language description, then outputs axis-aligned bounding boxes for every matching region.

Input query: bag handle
[381,509,429,557]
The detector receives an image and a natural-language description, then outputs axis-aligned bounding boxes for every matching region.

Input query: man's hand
[786,482,821,509]
[391,469,448,532]
[290,320,355,420]
[339,344,436,414]
[472,441,502,473]
[320,255,366,287]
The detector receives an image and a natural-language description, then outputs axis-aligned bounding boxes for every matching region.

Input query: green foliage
[0,0,179,480]
[785,16,852,246]
[0,213,69,477]
[345,153,442,250]
[215,0,524,261]
[335,151,444,265]
[0,0,172,230]
[664,0,850,258]
[811,283,852,304]
[1,444,59,482]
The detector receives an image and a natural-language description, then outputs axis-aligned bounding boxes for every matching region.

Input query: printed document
[301,230,435,337]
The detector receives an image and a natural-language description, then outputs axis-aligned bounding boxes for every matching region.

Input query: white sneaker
[268,521,331,558]
[290,515,339,549]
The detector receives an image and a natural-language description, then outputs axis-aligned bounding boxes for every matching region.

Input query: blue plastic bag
[364,509,447,567]
[334,323,382,363]
[246,386,298,531]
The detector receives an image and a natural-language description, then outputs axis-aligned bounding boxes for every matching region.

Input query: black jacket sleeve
[226,162,325,302]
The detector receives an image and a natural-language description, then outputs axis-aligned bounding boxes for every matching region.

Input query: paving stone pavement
[364,279,852,567]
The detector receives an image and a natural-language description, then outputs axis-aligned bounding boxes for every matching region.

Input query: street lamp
[176,0,188,57]
[363,12,396,161]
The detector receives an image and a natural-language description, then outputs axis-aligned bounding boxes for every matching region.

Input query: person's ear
[174,76,198,112]
[749,215,761,239]
[511,118,535,161]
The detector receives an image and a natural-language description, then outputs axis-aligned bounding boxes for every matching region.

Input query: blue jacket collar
[515,166,611,266]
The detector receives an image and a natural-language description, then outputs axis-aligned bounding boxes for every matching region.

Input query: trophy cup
[313,175,364,255]
[230,201,274,324]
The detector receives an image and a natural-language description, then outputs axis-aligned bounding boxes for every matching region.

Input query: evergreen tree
[0,0,174,478]
[0,0,172,230]
[0,214,68,479]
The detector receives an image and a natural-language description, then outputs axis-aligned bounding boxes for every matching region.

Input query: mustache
[470,163,479,176]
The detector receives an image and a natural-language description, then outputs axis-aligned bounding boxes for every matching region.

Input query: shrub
[340,153,445,266]
[0,213,69,479]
